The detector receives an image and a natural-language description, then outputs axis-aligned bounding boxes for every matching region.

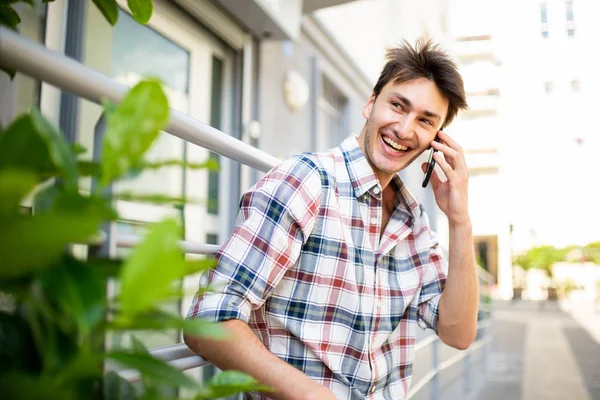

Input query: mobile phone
[421,132,442,188]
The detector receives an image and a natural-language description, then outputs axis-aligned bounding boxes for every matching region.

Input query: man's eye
[421,119,433,126]
[392,102,405,111]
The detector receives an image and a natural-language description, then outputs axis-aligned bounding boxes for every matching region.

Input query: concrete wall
[258,33,369,160]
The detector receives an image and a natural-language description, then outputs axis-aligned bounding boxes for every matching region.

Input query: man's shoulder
[271,148,343,187]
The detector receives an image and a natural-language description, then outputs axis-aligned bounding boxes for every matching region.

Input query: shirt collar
[339,135,381,199]
[339,135,421,217]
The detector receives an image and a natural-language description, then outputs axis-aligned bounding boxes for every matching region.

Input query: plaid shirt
[188,136,448,400]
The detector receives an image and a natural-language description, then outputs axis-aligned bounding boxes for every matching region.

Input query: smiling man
[185,39,477,400]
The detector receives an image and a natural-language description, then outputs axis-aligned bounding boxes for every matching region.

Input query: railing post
[88,114,114,400]
[432,338,439,400]
[463,351,472,394]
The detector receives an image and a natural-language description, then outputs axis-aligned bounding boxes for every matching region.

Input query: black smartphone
[421,132,442,188]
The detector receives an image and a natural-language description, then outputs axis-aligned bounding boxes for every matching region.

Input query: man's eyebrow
[390,92,441,121]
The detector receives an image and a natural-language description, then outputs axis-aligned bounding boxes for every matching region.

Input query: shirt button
[373,186,381,194]
[370,217,378,225]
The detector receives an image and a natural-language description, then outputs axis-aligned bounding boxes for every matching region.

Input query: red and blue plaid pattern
[188,136,448,399]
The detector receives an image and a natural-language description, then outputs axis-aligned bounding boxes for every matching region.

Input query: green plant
[584,241,600,264]
[514,245,565,279]
[0,82,269,399]
[2,3,270,398]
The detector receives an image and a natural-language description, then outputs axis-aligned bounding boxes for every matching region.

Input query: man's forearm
[183,319,335,400]
[437,220,479,350]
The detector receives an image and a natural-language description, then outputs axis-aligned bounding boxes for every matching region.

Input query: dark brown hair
[373,38,468,127]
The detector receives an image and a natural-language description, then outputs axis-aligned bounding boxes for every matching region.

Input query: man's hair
[373,38,468,127]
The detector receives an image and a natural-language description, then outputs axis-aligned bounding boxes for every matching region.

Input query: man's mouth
[382,135,411,153]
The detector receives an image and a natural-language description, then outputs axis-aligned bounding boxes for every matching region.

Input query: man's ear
[362,93,376,119]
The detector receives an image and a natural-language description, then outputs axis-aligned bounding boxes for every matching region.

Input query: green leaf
[0,193,116,279]
[77,157,219,180]
[104,371,139,400]
[127,0,152,24]
[107,351,200,390]
[92,0,119,26]
[195,371,272,400]
[54,352,104,385]
[38,256,107,337]
[101,79,170,186]
[185,258,216,276]
[179,317,229,339]
[0,169,38,215]
[77,160,101,176]
[110,309,229,340]
[72,142,88,155]
[141,158,220,172]
[1,1,34,5]
[0,372,74,400]
[118,219,185,315]
[0,311,41,375]
[0,4,20,30]
[113,192,197,206]
[1,66,16,79]
[0,110,78,190]
[130,335,150,355]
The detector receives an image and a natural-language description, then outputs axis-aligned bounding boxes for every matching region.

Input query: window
[317,76,348,152]
[207,57,224,215]
[571,80,580,93]
[540,2,548,24]
[565,1,575,37]
[544,81,554,94]
[540,3,549,39]
[566,1,574,21]
[206,233,219,245]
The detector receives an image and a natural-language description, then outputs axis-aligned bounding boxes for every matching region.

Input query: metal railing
[1,25,495,399]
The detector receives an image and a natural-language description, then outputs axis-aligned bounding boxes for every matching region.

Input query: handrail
[116,234,220,255]
[0,26,280,172]
[406,320,493,399]
[478,266,496,285]
[112,344,210,383]
[407,335,493,399]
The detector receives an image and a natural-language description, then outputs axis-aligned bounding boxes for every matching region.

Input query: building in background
[441,0,513,299]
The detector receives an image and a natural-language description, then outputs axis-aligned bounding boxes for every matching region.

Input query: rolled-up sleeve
[187,156,322,323]
[416,212,448,333]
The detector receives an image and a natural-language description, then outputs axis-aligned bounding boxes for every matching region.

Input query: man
[185,39,477,400]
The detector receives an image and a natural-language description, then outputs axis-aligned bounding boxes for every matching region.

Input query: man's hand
[184,320,337,400]
[421,130,470,225]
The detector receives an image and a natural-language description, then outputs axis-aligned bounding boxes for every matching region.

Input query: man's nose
[393,116,417,139]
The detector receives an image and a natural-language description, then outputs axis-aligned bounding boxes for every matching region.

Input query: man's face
[358,77,449,183]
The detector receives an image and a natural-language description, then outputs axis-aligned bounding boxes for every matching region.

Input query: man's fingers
[433,151,456,180]
[429,166,444,191]
[431,139,468,173]
[437,130,463,153]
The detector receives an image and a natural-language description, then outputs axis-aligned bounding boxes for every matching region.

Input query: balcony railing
[0,25,494,400]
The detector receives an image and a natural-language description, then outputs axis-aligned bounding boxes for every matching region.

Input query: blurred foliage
[514,245,566,278]
[514,241,600,281]
[583,242,600,264]
[0,20,269,398]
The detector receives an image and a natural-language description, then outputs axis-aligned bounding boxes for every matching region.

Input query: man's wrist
[448,217,472,231]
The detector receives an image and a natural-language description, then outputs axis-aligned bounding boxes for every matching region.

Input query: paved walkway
[476,300,600,400]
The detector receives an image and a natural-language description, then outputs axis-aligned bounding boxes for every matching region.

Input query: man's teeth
[383,136,409,151]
